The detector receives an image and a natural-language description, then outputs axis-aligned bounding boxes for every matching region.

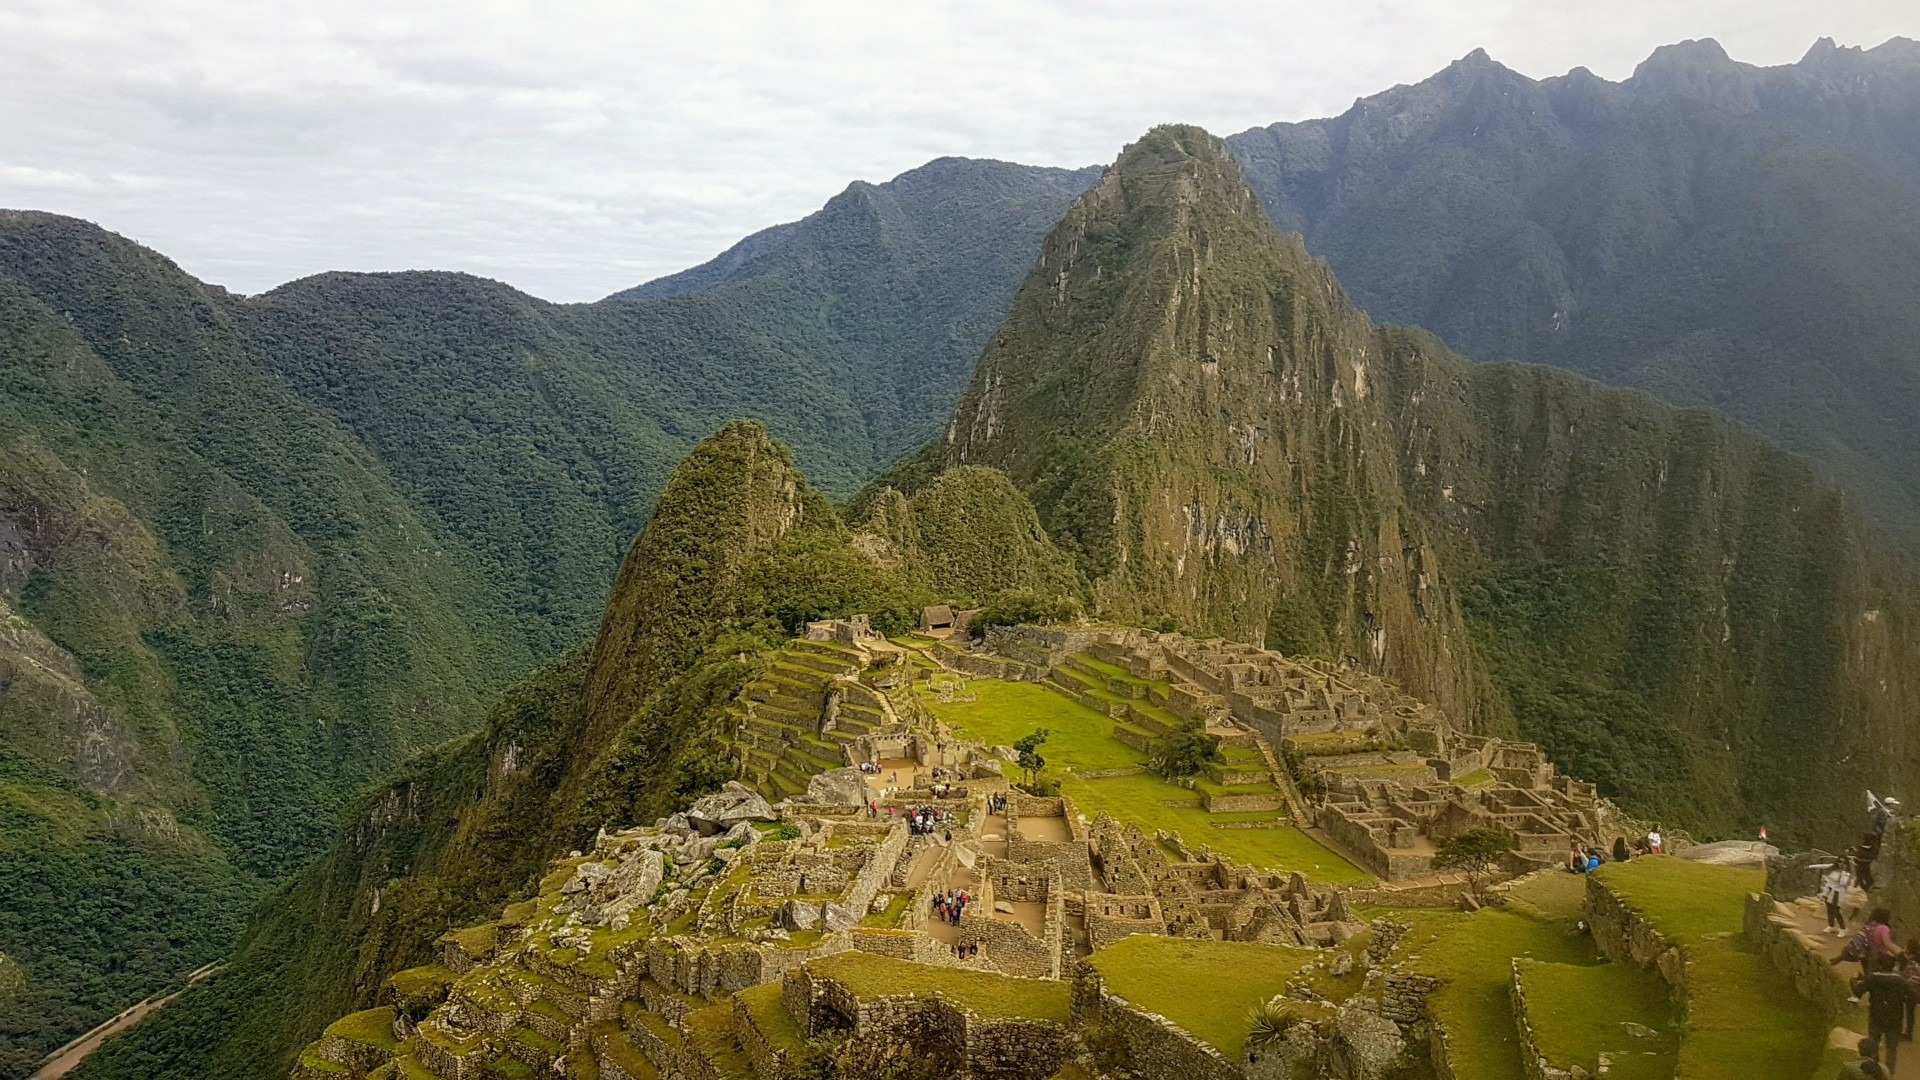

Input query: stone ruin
[293,618,1623,1080]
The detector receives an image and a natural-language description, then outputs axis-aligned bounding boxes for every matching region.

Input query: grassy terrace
[1420,873,1604,1080]
[1089,936,1320,1057]
[736,982,807,1054]
[805,951,1071,1022]
[325,1006,401,1051]
[1069,652,1172,700]
[1589,860,1827,1080]
[1515,961,1678,1080]
[920,676,1367,882]
[683,1003,753,1075]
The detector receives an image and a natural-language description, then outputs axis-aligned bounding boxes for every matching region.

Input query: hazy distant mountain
[1227,36,1920,539]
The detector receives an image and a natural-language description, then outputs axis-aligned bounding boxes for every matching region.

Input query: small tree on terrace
[1431,828,1517,897]
[1012,728,1050,789]
[1148,720,1221,780]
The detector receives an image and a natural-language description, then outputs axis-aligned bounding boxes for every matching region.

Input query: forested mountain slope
[889,125,1920,845]
[71,422,1080,1080]
[1226,36,1920,539]
[0,212,525,1077]
[0,153,1093,1076]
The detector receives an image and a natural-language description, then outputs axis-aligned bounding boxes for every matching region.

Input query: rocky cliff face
[1226,36,1920,542]
[900,125,1920,840]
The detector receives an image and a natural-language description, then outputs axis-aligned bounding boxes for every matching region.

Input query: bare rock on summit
[687,781,777,835]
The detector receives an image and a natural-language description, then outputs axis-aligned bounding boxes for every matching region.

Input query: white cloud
[0,0,1909,301]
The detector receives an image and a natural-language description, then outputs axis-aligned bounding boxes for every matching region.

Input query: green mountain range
[67,123,1920,1080]
[0,155,1094,1076]
[1226,36,1920,540]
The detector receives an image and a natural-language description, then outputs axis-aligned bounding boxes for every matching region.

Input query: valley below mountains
[0,32,1915,1080]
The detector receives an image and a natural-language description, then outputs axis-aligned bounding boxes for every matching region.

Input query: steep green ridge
[889,125,1920,841]
[72,423,1076,1079]
[0,155,1092,1069]
[612,157,1102,480]
[1226,36,1920,541]
[0,214,524,1076]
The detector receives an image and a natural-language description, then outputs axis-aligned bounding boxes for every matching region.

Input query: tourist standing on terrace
[1646,826,1663,854]
[1858,832,1884,892]
[1821,860,1856,936]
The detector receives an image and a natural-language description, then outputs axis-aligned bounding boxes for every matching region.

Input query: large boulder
[687,782,777,835]
[555,848,665,926]
[780,899,821,932]
[1332,1003,1405,1080]
[806,767,869,806]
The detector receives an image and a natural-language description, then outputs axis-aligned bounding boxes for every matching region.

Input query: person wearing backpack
[1854,954,1910,1071]
[1838,909,1898,987]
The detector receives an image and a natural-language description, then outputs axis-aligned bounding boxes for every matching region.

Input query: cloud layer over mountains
[2,0,1911,300]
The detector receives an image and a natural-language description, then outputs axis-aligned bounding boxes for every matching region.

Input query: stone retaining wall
[1511,959,1580,1080]
[1070,967,1243,1080]
[1743,894,1856,1022]
[1583,875,1687,1001]
[787,967,1072,1079]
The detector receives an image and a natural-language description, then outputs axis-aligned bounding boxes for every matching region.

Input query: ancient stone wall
[824,822,910,931]
[1743,894,1856,1022]
[787,966,1071,1080]
[1583,876,1687,1002]
[1071,967,1243,1080]
[1881,819,1920,937]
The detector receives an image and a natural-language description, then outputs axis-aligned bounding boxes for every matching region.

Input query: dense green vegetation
[0,154,1093,1071]
[886,123,1920,846]
[1228,37,1920,542]
[76,423,1083,1078]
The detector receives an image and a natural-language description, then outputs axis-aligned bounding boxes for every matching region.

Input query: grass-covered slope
[1227,37,1920,542]
[892,125,1920,843]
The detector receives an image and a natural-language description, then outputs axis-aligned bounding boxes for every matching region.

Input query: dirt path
[32,963,222,1079]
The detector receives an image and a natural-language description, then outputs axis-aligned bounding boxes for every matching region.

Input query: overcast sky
[1,0,1911,302]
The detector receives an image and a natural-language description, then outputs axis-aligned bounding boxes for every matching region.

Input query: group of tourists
[986,792,1009,815]
[905,805,954,836]
[1563,830,1663,874]
[933,889,971,925]
[950,942,980,960]
[1832,792,1911,1078]
[1833,915,1919,1076]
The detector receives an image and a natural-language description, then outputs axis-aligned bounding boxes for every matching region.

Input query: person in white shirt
[1647,827,1664,855]
[1820,860,1855,936]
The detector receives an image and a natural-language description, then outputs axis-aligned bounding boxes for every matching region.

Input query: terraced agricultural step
[682,1003,756,1079]
[592,1020,661,1079]
[788,640,865,663]
[783,651,858,676]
